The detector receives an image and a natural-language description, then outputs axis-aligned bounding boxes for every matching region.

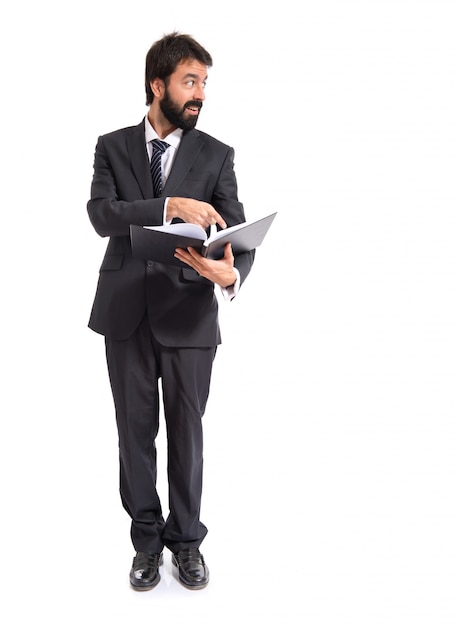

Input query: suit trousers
[105,313,216,554]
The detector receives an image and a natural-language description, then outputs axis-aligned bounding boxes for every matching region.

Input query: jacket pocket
[100,255,124,272]
[180,268,211,284]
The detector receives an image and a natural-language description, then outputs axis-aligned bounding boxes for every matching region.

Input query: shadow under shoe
[129,552,164,590]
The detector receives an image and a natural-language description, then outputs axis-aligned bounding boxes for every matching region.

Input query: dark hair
[145,32,213,105]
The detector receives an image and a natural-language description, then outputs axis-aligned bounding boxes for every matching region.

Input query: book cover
[130,212,277,267]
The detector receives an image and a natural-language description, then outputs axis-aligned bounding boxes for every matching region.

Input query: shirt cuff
[163,197,171,224]
[220,267,241,301]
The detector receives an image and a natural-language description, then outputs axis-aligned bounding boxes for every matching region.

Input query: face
[155,59,208,131]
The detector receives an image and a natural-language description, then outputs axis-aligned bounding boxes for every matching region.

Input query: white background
[1,1,459,624]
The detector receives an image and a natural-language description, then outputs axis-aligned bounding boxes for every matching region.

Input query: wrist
[224,270,237,289]
[165,196,178,221]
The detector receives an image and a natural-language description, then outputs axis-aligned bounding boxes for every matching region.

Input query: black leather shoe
[129,552,163,590]
[172,547,209,590]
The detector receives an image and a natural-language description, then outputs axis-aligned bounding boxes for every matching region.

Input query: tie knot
[151,139,169,154]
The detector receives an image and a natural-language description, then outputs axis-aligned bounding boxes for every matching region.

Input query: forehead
[171,58,209,80]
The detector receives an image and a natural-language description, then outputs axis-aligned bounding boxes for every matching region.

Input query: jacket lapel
[126,124,204,199]
[162,129,203,196]
[127,121,153,199]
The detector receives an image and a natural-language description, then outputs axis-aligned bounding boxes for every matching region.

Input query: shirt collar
[144,115,182,148]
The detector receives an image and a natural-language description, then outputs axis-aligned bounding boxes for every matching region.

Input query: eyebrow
[183,72,208,81]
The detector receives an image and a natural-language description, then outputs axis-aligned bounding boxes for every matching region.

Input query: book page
[206,220,247,243]
[145,222,207,241]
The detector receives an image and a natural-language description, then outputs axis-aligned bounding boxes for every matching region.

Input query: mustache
[183,100,203,111]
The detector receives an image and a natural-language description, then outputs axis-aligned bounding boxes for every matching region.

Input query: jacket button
[146,260,154,267]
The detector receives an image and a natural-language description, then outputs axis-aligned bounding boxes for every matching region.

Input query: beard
[159,88,202,131]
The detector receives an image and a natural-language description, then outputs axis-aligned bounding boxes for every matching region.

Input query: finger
[214,213,227,229]
[223,242,234,260]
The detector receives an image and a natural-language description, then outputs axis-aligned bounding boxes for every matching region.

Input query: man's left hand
[174,242,236,289]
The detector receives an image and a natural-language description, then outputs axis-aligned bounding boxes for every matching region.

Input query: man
[87,32,255,591]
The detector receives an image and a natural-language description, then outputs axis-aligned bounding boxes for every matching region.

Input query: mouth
[185,102,202,115]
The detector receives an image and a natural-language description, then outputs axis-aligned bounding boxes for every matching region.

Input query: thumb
[223,242,234,259]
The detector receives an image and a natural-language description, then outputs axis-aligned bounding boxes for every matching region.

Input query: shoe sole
[177,578,209,590]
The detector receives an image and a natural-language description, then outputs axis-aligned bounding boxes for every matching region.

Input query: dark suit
[88,120,254,553]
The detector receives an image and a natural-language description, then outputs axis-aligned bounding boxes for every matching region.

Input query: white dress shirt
[144,116,240,299]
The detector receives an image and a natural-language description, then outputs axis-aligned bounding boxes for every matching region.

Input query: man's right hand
[166,197,227,230]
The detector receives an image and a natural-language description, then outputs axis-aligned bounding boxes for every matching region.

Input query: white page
[145,222,207,240]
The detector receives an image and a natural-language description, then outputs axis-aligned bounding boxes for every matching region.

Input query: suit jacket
[87,120,255,346]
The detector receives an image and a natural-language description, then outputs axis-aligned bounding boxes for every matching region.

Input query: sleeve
[220,267,241,301]
[87,135,166,238]
[211,147,255,288]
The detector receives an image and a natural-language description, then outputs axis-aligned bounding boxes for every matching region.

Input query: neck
[147,107,176,139]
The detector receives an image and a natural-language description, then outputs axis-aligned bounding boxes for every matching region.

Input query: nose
[193,84,206,101]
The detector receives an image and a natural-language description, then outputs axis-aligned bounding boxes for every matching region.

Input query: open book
[130,212,277,267]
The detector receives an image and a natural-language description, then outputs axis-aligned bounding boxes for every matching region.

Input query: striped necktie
[150,139,169,197]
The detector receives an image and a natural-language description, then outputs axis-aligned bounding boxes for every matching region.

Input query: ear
[150,78,165,98]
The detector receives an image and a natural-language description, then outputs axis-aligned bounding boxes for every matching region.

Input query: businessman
[87,32,255,591]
